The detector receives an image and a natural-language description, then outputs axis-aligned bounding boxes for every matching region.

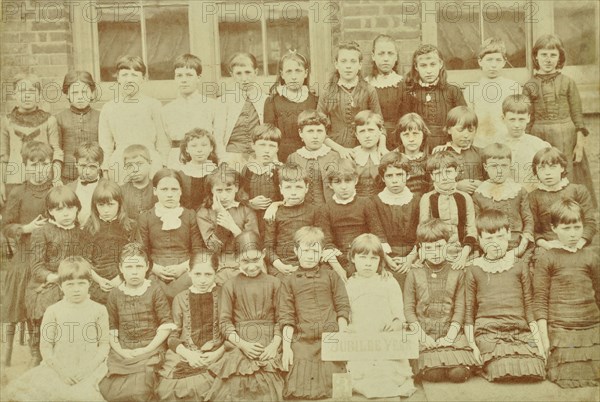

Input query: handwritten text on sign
[321,331,419,361]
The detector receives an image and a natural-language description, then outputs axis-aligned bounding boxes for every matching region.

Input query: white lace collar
[475,180,522,201]
[402,151,424,161]
[296,145,331,160]
[49,219,75,230]
[181,161,217,178]
[353,146,382,166]
[473,251,516,274]
[378,187,413,206]
[419,77,440,88]
[276,85,309,103]
[537,177,569,192]
[119,279,152,296]
[367,72,403,89]
[245,159,282,176]
[333,191,356,205]
[154,203,184,230]
[338,76,359,89]
[190,283,216,294]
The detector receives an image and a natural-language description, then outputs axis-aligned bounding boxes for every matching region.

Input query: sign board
[321,331,419,361]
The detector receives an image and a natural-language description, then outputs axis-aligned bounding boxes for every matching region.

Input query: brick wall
[1,0,73,114]
[336,0,422,77]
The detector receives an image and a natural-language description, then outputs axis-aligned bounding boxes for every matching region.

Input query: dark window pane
[554,1,598,66]
[482,3,526,68]
[145,6,190,80]
[265,5,310,75]
[97,7,142,81]
[218,15,262,76]
[436,2,481,70]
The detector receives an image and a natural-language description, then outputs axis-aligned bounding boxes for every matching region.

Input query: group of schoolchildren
[1,31,598,402]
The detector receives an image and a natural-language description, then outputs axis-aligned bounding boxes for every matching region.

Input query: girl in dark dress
[177,128,218,211]
[26,185,87,365]
[366,34,404,150]
[398,44,467,149]
[157,251,225,401]
[206,231,284,401]
[99,243,176,402]
[2,142,53,361]
[392,112,431,197]
[138,169,204,300]
[279,226,350,399]
[264,51,318,162]
[533,200,600,388]
[84,179,137,304]
[55,70,100,183]
[465,210,546,382]
[523,34,596,207]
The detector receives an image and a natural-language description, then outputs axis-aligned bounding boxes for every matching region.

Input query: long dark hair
[404,44,448,90]
[84,179,134,235]
[269,51,310,95]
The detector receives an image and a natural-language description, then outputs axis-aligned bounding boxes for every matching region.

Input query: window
[422,0,529,83]
[216,1,311,77]
[72,0,331,101]
[95,0,190,81]
[553,1,597,66]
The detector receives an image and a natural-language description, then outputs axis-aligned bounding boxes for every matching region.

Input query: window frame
[420,0,599,112]
[71,0,333,103]
[421,0,532,88]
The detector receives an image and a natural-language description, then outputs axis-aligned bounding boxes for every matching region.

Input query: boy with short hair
[322,159,393,277]
[463,37,522,148]
[419,151,477,270]
[67,141,103,225]
[215,52,269,170]
[242,123,283,234]
[162,53,218,170]
[119,144,157,220]
[287,109,340,208]
[264,162,341,278]
[500,94,551,193]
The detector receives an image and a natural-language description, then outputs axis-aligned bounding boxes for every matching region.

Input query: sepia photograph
[0,0,599,401]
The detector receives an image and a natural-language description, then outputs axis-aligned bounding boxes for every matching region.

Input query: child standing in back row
[523,34,597,207]
[56,70,100,183]
[464,38,521,148]
[162,54,218,170]
[399,44,467,149]
[264,51,318,162]
[317,41,382,159]
[99,56,169,183]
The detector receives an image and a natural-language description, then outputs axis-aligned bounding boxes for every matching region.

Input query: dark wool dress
[533,247,600,388]
[206,272,284,402]
[1,181,52,323]
[465,257,546,381]
[523,72,597,207]
[404,264,478,376]
[279,265,350,399]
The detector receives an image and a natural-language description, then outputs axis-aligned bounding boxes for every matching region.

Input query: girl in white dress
[5,257,109,402]
[345,233,416,398]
